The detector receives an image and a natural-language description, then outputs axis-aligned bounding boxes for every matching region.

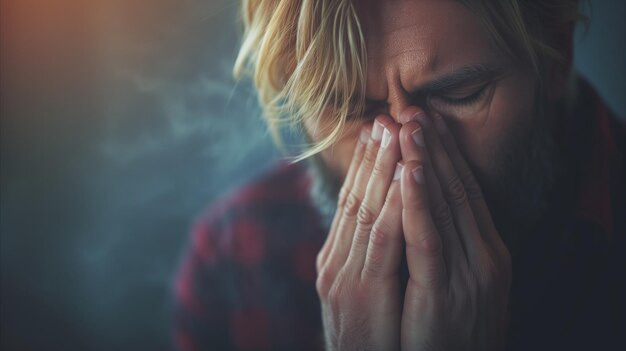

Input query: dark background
[1,1,624,350]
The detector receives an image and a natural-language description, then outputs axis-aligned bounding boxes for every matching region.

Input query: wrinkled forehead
[356,0,501,100]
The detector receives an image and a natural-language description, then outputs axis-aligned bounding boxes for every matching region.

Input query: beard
[305,94,561,253]
[476,97,561,250]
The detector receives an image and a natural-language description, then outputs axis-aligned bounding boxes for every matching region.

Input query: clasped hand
[316,107,512,351]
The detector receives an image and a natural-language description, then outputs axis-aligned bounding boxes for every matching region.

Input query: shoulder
[187,160,325,273]
[569,77,626,239]
[174,161,327,350]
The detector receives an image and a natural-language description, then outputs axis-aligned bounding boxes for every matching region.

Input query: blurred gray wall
[1,1,624,350]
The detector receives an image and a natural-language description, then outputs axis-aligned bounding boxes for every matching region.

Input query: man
[174,0,625,350]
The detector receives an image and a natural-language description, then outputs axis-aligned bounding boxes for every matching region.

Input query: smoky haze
[2,1,281,349]
[1,1,624,350]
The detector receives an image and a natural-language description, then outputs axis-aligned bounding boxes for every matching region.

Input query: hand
[316,115,405,351]
[397,107,512,350]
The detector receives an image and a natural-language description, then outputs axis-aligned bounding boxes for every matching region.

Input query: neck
[306,155,340,231]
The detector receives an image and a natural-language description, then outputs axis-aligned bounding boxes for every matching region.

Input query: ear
[545,23,575,101]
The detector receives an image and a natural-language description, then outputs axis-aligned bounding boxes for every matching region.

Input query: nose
[385,78,425,124]
[387,93,409,124]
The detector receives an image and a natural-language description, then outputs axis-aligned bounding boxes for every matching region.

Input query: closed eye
[432,83,490,106]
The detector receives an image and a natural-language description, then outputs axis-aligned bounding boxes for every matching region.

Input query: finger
[348,116,401,271]
[325,118,383,273]
[361,161,404,279]
[399,119,465,268]
[400,159,446,291]
[417,112,487,265]
[431,113,508,259]
[317,125,369,273]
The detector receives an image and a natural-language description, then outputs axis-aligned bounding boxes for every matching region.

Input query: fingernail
[371,121,384,141]
[394,163,403,181]
[434,115,447,135]
[360,129,370,144]
[411,127,424,147]
[412,166,424,184]
[381,128,391,148]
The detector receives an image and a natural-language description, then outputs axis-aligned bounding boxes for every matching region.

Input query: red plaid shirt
[173,79,625,351]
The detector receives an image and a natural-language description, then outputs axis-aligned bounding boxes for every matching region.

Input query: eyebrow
[364,63,502,106]
[416,63,502,94]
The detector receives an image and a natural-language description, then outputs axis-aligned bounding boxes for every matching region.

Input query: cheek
[447,74,536,178]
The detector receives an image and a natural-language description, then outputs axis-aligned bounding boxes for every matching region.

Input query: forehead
[357,0,500,99]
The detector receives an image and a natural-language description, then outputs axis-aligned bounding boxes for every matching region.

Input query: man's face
[307,0,538,187]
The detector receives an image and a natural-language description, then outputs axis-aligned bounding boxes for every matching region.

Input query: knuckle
[356,203,377,228]
[459,169,483,201]
[361,143,378,168]
[418,231,442,256]
[369,221,392,249]
[432,201,455,232]
[362,258,382,278]
[371,158,386,179]
[316,267,335,297]
[326,284,341,307]
[326,274,353,308]
[431,201,449,221]
[315,245,330,275]
[337,186,349,209]
[364,255,384,278]
[315,252,324,274]
[406,226,441,256]
[473,251,511,293]
[343,191,361,217]
[444,175,467,207]
[363,224,395,278]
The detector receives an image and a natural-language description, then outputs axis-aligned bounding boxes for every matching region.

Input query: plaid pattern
[174,163,326,351]
[173,80,624,351]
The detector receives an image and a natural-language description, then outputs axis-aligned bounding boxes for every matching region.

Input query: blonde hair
[233,0,587,161]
